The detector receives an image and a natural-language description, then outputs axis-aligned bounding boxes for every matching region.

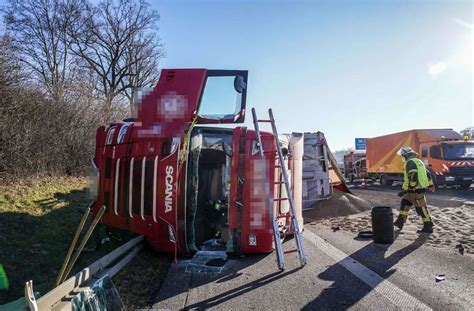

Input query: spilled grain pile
[303,189,372,223]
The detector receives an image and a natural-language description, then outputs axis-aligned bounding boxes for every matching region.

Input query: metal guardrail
[29,235,144,311]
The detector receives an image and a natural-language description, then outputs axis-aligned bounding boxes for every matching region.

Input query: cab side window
[421,147,428,157]
[430,146,442,159]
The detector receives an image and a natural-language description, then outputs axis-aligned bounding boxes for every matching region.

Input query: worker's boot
[416,205,433,233]
[417,221,433,234]
[393,216,405,230]
[395,201,411,231]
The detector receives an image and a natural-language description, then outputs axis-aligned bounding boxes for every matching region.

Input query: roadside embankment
[0,177,128,304]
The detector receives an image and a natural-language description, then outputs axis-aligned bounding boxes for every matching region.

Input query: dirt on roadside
[113,249,171,310]
[308,187,474,255]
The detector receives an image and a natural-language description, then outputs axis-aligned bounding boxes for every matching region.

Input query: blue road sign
[355,138,367,150]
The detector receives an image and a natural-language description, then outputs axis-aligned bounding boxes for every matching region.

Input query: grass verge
[0,176,133,304]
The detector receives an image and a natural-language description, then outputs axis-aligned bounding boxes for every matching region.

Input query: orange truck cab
[343,152,368,182]
[366,129,474,190]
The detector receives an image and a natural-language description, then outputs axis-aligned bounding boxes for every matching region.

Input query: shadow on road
[155,253,294,309]
[302,233,429,310]
[185,266,300,310]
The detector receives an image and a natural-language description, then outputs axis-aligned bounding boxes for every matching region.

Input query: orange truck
[366,129,474,190]
[343,152,368,182]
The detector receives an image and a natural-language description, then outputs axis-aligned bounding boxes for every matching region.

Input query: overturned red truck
[91,69,347,257]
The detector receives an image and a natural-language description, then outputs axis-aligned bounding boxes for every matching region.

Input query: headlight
[117,124,130,144]
[248,233,257,246]
[445,176,455,182]
[170,137,180,154]
[106,126,116,145]
[168,224,176,243]
[89,158,99,200]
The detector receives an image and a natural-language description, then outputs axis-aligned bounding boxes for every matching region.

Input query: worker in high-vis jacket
[394,147,435,233]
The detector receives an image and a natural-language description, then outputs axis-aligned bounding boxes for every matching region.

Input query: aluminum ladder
[251,107,307,270]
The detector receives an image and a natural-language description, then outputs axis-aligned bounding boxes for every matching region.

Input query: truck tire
[428,169,440,188]
[380,174,389,186]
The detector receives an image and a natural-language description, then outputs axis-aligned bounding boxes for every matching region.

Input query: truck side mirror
[234,75,246,93]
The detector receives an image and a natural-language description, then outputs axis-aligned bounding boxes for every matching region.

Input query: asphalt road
[153,186,474,310]
[349,181,474,207]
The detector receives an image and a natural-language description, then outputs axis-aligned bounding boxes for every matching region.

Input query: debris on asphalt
[202,238,222,246]
[323,286,337,290]
[185,251,228,274]
[331,226,340,232]
[315,189,474,255]
[435,274,446,282]
[455,244,465,255]
[357,230,373,239]
[206,258,226,267]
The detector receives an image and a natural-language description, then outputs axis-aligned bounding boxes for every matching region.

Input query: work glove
[397,190,406,197]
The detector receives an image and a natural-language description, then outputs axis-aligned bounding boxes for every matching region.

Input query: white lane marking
[303,230,432,310]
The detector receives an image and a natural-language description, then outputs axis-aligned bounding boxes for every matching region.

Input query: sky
[154,0,473,150]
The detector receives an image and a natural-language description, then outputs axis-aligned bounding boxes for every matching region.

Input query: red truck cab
[92,69,282,256]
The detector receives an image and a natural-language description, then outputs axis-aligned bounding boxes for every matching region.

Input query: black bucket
[371,206,394,244]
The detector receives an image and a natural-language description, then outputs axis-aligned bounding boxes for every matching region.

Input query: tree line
[0,0,163,180]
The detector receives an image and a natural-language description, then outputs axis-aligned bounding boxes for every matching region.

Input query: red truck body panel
[93,69,279,255]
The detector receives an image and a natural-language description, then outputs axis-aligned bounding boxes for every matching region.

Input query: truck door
[137,69,248,129]
[228,126,247,253]
[133,69,248,253]
[240,131,275,254]
[195,70,248,123]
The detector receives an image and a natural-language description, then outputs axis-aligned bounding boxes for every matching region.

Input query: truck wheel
[428,169,440,188]
[459,183,472,190]
[380,174,389,186]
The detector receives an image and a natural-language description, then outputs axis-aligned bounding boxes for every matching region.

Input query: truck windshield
[442,143,474,160]
[198,73,246,121]
[199,76,239,118]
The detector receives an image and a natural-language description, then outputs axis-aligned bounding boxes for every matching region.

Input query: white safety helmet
[397,146,417,158]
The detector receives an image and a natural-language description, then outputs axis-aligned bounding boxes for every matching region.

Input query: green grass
[0,177,130,305]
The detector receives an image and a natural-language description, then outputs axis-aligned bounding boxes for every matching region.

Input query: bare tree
[0,35,25,88]
[0,0,162,180]
[70,0,163,109]
[121,31,164,113]
[4,0,83,103]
